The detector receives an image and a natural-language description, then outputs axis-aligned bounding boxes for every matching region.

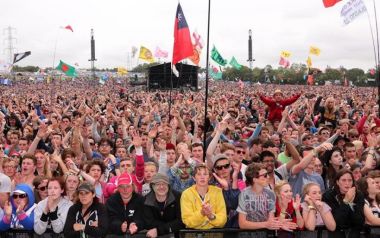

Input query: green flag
[229,56,242,70]
[56,60,77,77]
[211,46,227,66]
[209,65,223,80]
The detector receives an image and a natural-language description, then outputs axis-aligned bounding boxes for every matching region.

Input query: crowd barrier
[1,226,379,238]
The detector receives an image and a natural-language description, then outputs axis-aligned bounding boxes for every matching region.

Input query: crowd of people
[0,78,379,238]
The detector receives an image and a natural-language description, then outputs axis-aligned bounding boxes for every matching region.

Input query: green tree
[346,68,365,85]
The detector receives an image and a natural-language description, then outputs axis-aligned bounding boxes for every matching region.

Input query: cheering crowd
[0,78,379,238]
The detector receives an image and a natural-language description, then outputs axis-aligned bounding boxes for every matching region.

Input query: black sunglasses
[12,194,27,199]
[37,186,47,191]
[215,163,230,171]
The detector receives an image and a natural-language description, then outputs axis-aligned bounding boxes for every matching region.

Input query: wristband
[308,205,316,211]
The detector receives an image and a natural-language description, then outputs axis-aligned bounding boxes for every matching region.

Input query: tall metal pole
[248,29,254,70]
[89,29,97,84]
[202,0,211,161]
[373,0,380,116]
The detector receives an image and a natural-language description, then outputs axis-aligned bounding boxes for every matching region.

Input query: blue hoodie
[0,184,35,231]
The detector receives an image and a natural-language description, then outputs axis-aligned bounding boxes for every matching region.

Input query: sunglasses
[37,186,47,191]
[12,194,27,199]
[256,172,269,178]
[236,150,246,155]
[215,163,230,171]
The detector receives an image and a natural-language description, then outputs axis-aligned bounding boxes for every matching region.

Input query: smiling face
[306,184,322,201]
[279,184,293,203]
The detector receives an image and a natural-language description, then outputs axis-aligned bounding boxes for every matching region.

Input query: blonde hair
[302,182,320,196]
[274,180,290,197]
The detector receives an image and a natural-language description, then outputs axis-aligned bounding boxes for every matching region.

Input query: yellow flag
[280,50,291,58]
[309,46,321,56]
[307,56,312,68]
[117,67,128,75]
[139,46,155,63]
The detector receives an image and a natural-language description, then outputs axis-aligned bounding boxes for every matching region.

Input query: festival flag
[229,57,242,70]
[209,64,222,80]
[211,46,227,66]
[280,50,292,58]
[131,46,138,58]
[61,25,74,32]
[323,0,342,8]
[370,68,376,76]
[56,60,77,77]
[309,46,321,56]
[341,0,367,25]
[192,30,204,50]
[172,3,194,65]
[139,46,155,63]
[188,48,200,65]
[306,56,312,68]
[279,57,290,68]
[13,51,31,64]
[154,47,168,58]
[117,67,128,76]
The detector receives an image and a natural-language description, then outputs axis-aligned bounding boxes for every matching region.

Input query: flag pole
[202,0,211,161]
[373,0,380,116]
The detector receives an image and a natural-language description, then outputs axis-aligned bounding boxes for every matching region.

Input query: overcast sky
[1,0,378,70]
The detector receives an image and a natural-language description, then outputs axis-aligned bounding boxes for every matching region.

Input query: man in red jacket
[258,89,302,123]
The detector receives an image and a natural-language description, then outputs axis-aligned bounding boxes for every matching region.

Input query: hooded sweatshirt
[0,183,36,231]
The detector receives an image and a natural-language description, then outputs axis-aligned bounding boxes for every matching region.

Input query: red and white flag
[279,57,290,68]
[61,25,74,32]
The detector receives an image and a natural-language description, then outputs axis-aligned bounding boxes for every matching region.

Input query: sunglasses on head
[215,163,230,171]
[12,194,27,199]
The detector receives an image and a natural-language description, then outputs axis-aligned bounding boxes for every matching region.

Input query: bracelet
[76,170,81,176]
[308,205,316,211]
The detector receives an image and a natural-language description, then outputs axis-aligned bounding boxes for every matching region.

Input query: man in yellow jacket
[180,164,227,229]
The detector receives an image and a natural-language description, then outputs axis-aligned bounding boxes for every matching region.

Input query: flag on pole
[117,67,128,76]
[188,48,200,65]
[279,57,290,68]
[192,30,204,50]
[139,46,155,63]
[323,0,342,8]
[209,64,223,80]
[341,0,367,25]
[307,56,312,68]
[13,51,31,64]
[309,46,321,56]
[229,57,242,70]
[172,3,193,65]
[56,60,77,77]
[154,47,168,58]
[211,46,227,66]
[280,50,292,58]
[61,25,74,32]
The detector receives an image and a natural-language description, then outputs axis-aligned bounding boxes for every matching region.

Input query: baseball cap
[12,190,26,195]
[77,182,95,193]
[117,173,133,186]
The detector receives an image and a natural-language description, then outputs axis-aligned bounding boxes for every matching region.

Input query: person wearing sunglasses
[211,154,245,228]
[33,176,49,204]
[0,183,36,231]
[34,177,73,236]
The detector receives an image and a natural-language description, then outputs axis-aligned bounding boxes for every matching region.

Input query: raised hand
[213,173,229,190]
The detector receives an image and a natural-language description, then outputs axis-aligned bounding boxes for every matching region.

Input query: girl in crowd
[2,158,18,180]
[181,163,227,229]
[64,182,108,237]
[301,183,336,237]
[323,147,344,189]
[322,169,365,238]
[65,173,80,202]
[274,181,304,237]
[0,183,36,231]
[33,176,49,203]
[34,151,52,178]
[357,177,380,236]
[34,177,73,237]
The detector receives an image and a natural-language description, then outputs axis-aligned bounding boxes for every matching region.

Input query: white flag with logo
[341,0,367,25]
